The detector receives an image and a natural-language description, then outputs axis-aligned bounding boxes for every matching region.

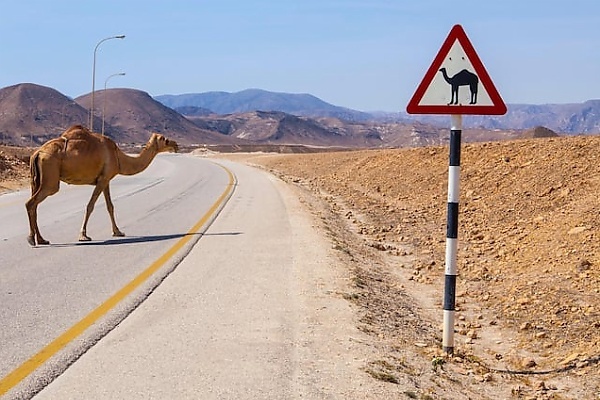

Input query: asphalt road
[0,153,235,399]
[1,154,389,400]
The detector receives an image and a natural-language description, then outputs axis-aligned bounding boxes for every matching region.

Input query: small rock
[577,259,592,271]
[568,226,588,235]
[522,358,537,368]
[520,322,532,331]
[517,297,531,305]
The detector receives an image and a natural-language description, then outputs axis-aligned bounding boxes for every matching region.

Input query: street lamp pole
[90,34,125,131]
[102,72,126,136]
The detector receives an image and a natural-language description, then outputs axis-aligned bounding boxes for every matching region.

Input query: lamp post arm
[90,35,126,130]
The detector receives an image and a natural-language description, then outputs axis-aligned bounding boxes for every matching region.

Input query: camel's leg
[25,189,56,246]
[26,198,48,246]
[79,184,105,241]
[103,185,124,237]
[25,161,59,246]
[450,87,458,105]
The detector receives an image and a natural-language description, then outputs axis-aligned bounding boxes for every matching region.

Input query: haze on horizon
[0,0,598,112]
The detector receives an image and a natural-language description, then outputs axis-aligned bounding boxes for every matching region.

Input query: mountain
[186,110,386,147]
[157,89,600,135]
[74,89,237,146]
[1,83,597,150]
[0,83,93,146]
[156,88,372,121]
[0,84,238,147]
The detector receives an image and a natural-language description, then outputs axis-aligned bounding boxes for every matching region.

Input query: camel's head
[150,133,178,153]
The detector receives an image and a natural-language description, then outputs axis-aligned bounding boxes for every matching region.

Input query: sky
[0,0,598,112]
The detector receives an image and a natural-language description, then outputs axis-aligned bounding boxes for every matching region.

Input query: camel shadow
[48,231,243,247]
[79,233,196,246]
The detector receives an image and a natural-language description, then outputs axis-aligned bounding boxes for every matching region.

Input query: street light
[89,34,125,131]
[102,72,126,136]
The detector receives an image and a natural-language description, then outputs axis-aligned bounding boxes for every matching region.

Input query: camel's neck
[440,69,452,83]
[116,145,158,176]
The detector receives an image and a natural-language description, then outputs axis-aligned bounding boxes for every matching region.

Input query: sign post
[406,24,507,355]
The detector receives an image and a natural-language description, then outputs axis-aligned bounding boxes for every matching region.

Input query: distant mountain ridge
[156,89,372,121]
[401,100,600,134]
[0,82,598,150]
[156,89,600,134]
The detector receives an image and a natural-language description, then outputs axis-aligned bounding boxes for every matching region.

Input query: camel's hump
[61,124,92,139]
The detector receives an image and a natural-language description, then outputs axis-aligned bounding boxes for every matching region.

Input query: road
[0,154,235,399]
[1,154,388,399]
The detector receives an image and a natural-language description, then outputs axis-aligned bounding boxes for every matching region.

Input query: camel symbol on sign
[438,68,478,105]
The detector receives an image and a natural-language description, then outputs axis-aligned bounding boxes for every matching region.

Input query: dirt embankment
[242,135,599,399]
[0,145,31,193]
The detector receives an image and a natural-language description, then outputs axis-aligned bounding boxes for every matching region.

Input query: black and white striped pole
[442,115,462,354]
[443,114,462,354]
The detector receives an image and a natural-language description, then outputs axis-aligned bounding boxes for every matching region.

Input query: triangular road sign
[406,24,506,115]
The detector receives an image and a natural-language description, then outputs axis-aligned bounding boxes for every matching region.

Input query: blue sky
[0,0,598,111]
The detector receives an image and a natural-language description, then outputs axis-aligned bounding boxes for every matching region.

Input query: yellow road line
[0,165,235,396]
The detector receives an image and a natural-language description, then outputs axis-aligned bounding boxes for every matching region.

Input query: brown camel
[25,124,178,246]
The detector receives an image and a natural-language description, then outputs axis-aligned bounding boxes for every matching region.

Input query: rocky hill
[186,110,386,147]
[0,83,93,146]
[74,89,235,146]
[183,109,522,148]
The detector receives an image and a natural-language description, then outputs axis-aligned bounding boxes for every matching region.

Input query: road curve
[30,158,390,399]
[0,154,235,399]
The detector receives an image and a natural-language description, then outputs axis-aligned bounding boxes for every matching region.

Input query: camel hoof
[113,231,125,237]
[79,235,92,242]
[29,236,49,246]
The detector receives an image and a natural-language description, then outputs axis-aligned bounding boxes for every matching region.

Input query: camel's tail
[29,151,41,195]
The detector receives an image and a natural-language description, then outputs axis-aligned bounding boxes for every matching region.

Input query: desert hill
[521,125,559,139]
[185,110,386,147]
[74,89,237,146]
[0,83,93,145]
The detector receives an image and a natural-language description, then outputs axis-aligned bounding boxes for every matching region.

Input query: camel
[25,125,178,246]
[439,67,479,105]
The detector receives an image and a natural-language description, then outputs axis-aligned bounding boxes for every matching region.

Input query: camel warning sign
[406,24,506,115]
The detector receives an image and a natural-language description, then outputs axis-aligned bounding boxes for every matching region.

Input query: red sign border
[406,25,507,115]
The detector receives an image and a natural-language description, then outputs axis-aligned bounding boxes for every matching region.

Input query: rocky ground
[0,145,30,193]
[225,135,600,399]
[3,137,599,399]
